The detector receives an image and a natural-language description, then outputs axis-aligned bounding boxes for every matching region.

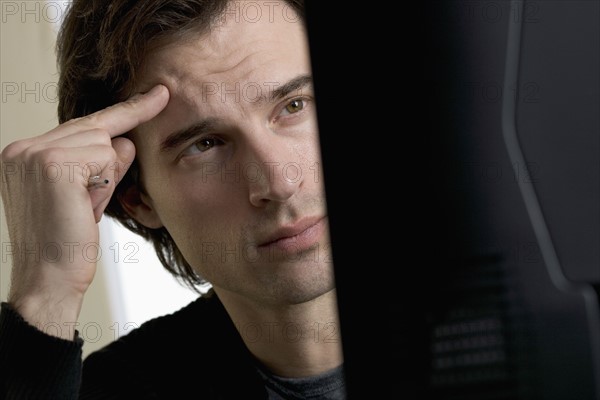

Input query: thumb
[89,137,137,223]
[111,136,137,185]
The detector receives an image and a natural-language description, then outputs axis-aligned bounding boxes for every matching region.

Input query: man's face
[130,3,333,305]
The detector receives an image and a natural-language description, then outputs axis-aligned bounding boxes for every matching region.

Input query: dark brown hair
[56,0,305,292]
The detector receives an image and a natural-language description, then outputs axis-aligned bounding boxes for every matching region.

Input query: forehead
[135,3,309,98]
[132,2,310,145]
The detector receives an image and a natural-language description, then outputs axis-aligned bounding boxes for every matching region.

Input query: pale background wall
[1,1,199,359]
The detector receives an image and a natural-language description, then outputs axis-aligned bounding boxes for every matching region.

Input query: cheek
[147,174,250,274]
[147,170,248,234]
[296,125,324,182]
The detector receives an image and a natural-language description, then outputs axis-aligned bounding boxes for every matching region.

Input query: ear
[119,185,164,229]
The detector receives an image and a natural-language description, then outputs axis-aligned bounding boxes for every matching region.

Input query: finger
[39,145,121,186]
[89,179,115,222]
[77,84,169,137]
[90,179,119,223]
[37,84,169,143]
[45,139,135,187]
[110,137,137,185]
[25,130,111,156]
[89,138,136,222]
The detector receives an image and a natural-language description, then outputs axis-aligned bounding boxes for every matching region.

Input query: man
[0,0,346,398]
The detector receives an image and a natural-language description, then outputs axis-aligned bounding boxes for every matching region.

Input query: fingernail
[129,84,166,101]
[146,84,166,97]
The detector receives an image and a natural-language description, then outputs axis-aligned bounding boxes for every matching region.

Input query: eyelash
[273,96,311,122]
[179,96,312,159]
[180,136,224,158]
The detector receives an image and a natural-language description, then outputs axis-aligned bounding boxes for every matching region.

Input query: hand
[0,84,169,339]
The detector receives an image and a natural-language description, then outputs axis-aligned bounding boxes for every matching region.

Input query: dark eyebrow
[159,74,313,153]
[267,74,313,103]
[159,118,219,153]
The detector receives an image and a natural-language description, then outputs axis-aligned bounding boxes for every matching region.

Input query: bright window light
[98,218,204,335]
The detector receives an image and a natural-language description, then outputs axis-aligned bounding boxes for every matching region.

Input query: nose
[243,133,303,207]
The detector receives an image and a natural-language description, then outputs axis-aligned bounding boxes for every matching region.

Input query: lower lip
[258,217,327,254]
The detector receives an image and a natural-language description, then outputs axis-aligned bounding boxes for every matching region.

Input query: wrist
[9,289,84,341]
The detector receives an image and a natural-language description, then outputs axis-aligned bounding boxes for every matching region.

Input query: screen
[305,1,600,398]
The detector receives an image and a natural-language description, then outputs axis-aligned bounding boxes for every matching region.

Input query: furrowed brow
[158,75,313,153]
[159,118,219,153]
[266,74,313,103]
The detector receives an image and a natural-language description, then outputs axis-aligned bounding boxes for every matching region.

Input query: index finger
[59,84,170,139]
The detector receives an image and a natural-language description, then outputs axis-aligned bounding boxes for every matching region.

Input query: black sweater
[0,295,276,399]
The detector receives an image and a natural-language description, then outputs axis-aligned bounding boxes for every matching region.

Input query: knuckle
[119,99,141,118]
[99,144,117,159]
[36,147,67,165]
[88,128,112,144]
[62,116,85,127]
[82,113,101,127]
[1,141,26,160]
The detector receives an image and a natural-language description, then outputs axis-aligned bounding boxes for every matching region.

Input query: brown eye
[182,136,224,157]
[284,99,305,115]
[194,138,217,152]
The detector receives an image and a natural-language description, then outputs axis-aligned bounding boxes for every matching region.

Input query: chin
[281,286,337,306]
[259,268,337,306]
[208,251,337,306]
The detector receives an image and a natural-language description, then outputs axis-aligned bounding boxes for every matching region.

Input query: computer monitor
[305,1,600,398]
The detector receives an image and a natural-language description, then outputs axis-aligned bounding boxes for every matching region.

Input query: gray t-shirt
[256,364,347,400]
